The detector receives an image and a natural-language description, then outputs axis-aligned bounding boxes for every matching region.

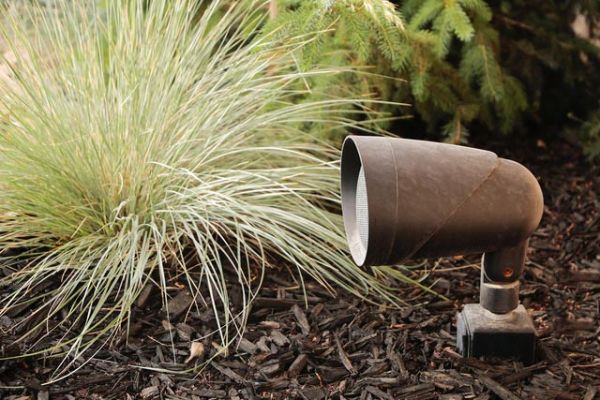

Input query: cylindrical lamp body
[341,136,544,268]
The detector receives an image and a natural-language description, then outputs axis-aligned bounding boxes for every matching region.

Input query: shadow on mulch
[1,138,599,399]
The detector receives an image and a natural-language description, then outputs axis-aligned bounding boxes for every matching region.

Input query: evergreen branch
[270,0,536,142]
[445,3,474,41]
[361,0,406,30]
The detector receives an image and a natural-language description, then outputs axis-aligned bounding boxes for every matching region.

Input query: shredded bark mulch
[1,138,598,399]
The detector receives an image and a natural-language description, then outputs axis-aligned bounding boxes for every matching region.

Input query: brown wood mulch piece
[0,141,598,399]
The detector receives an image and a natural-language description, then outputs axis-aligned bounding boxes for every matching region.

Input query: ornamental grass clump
[0,0,399,378]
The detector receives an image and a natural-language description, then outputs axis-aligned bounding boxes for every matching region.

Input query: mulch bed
[1,137,599,399]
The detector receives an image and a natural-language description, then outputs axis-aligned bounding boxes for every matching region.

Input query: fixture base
[457,304,536,364]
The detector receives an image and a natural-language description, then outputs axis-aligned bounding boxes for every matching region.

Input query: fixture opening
[341,137,368,265]
[355,166,369,250]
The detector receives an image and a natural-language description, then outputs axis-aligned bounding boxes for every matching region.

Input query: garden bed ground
[1,136,599,399]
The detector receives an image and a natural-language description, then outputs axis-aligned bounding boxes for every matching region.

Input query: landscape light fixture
[340,135,544,363]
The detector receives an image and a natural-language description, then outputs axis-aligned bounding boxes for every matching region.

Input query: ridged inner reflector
[355,166,369,249]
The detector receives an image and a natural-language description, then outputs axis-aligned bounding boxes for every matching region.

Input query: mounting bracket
[456,241,537,363]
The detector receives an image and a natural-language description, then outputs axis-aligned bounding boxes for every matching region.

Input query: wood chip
[255,336,271,353]
[270,330,290,347]
[477,375,521,400]
[237,338,257,354]
[255,298,299,309]
[180,386,227,399]
[335,334,356,374]
[259,320,281,329]
[187,389,227,398]
[315,367,348,383]
[163,290,193,320]
[288,354,308,377]
[212,362,246,384]
[135,284,154,308]
[365,386,394,400]
[176,323,194,341]
[258,360,280,376]
[139,386,159,399]
[291,304,310,335]
[396,383,435,395]
[388,351,409,380]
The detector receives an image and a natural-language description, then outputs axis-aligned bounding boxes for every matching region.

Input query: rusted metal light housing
[341,135,544,362]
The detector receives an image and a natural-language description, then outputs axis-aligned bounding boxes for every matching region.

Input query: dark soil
[1,138,599,399]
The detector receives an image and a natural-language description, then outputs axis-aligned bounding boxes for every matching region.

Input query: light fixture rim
[340,136,369,266]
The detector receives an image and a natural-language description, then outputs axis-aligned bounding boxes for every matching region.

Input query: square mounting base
[457,304,537,364]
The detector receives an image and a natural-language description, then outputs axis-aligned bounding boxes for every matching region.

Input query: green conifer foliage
[266,0,526,143]
[266,0,600,155]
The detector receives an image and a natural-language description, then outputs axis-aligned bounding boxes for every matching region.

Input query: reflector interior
[356,166,369,249]
[340,137,368,265]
